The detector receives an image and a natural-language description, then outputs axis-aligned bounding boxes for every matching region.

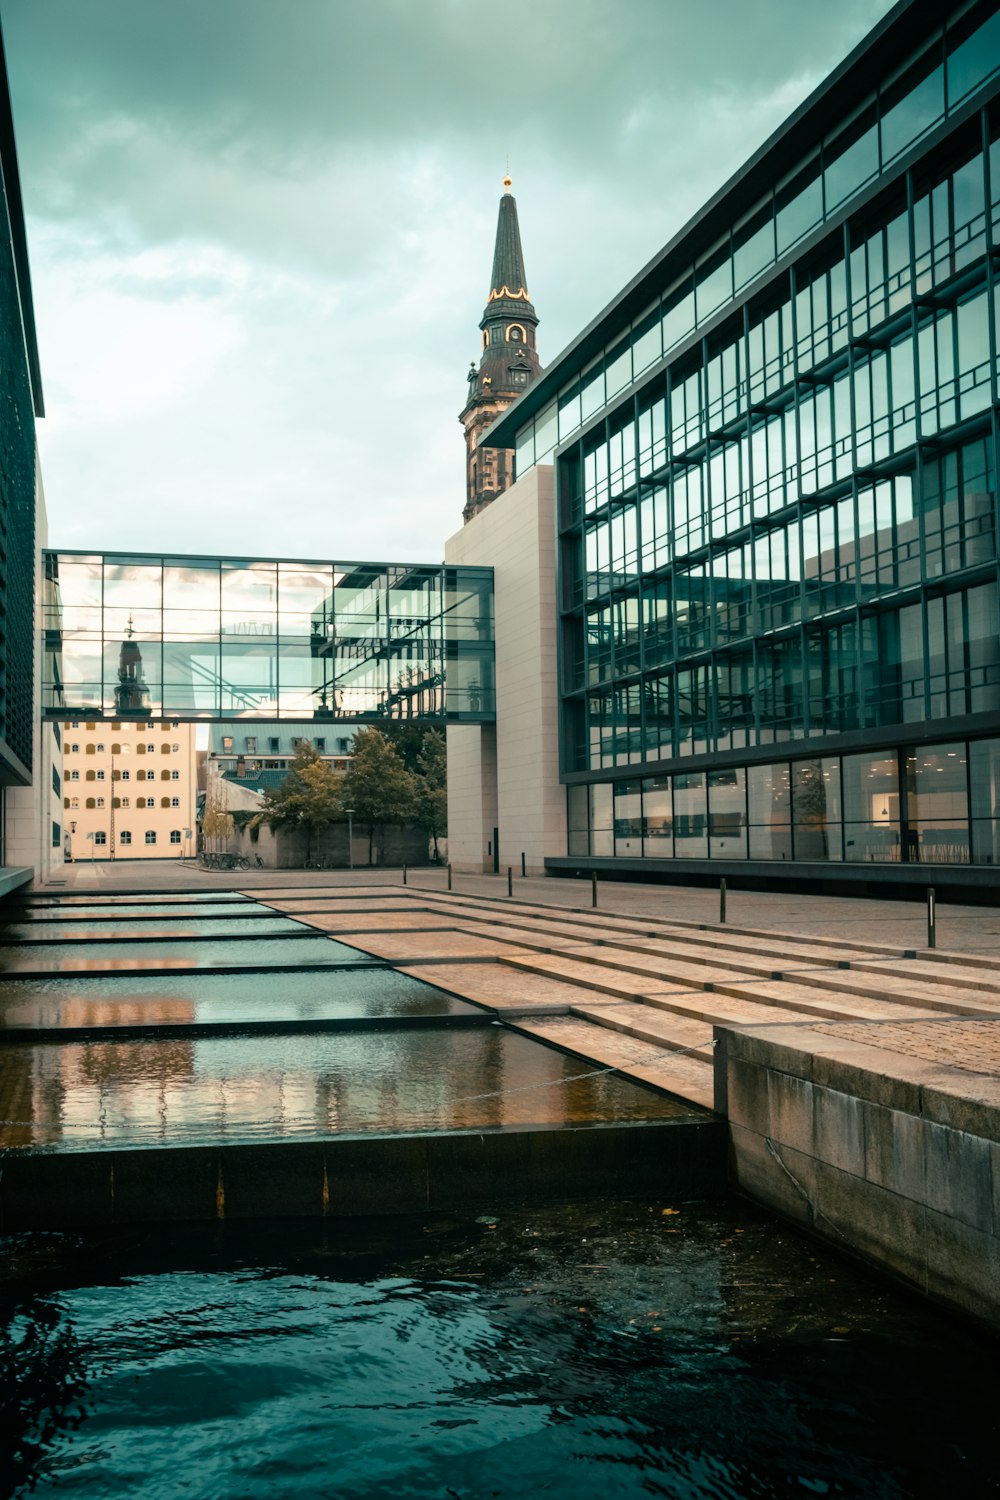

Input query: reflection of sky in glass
[44,553,495,720]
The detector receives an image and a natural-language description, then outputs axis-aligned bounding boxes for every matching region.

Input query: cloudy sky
[4,0,890,563]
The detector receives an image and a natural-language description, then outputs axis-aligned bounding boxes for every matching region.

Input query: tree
[340,728,417,865]
[202,778,233,851]
[258,741,343,864]
[415,728,447,863]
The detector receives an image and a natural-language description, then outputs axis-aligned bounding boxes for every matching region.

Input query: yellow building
[63,718,197,861]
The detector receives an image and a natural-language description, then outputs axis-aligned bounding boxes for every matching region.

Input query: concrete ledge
[717,1018,1000,1327]
[0,1117,726,1230]
[0,866,33,899]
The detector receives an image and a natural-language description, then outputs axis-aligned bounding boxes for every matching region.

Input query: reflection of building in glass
[114,617,151,715]
[62,717,197,862]
[450,0,1000,887]
[42,553,495,725]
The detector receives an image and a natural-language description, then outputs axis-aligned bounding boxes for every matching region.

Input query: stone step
[710,978,951,1023]
[510,1016,716,1111]
[500,951,745,999]
[566,1002,716,1062]
[849,956,1000,995]
[772,966,1000,1016]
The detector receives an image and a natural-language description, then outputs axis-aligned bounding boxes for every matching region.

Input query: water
[0,935,373,974]
[0,968,479,1032]
[1,1200,996,1500]
[14,902,279,921]
[3,917,315,941]
[18,893,253,907]
[0,1027,687,1151]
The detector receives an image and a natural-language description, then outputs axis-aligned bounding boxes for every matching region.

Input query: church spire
[459,175,542,525]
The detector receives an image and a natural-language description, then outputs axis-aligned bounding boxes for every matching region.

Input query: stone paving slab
[511,1017,716,1111]
[317,930,537,961]
[393,962,594,1014]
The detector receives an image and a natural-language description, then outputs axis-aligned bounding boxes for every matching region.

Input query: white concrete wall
[444,465,564,876]
[445,722,497,872]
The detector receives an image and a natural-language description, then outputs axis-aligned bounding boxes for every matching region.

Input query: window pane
[842,752,900,862]
[708,768,746,858]
[905,743,969,862]
[792,757,843,862]
[673,771,707,858]
[643,775,673,858]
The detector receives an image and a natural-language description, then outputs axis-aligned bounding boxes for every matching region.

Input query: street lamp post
[345,808,355,872]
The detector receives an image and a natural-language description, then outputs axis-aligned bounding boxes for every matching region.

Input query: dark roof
[489,190,529,300]
[485,0,944,449]
[222,769,287,794]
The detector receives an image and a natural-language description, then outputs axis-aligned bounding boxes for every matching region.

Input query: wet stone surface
[0,1198,996,1500]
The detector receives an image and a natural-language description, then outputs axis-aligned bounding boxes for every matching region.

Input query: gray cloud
[3,0,890,559]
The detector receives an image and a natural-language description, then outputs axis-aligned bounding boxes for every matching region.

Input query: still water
[0,935,371,974]
[1,1199,996,1500]
[3,917,314,942]
[0,1027,688,1151]
[0,967,478,1032]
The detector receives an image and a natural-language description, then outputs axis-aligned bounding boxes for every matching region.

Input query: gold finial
[503,156,511,193]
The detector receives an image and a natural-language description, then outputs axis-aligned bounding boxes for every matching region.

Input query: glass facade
[505,1,1000,873]
[43,553,495,723]
[576,737,1000,866]
[511,1,1000,476]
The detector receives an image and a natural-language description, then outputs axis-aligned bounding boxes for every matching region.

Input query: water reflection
[0,1030,687,1152]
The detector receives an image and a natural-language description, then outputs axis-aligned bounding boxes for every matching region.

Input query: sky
[3,0,891,564]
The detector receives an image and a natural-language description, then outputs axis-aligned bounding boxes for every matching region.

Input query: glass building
[43,552,495,724]
[486,0,1000,879]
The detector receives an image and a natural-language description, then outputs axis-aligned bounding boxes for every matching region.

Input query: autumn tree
[202,778,233,852]
[258,741,343,864]
[340,728,417,865]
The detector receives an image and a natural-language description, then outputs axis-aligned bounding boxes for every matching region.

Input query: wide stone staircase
[256,886,1000,1113]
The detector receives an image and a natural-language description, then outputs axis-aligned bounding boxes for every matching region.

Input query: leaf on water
[661,1208,680,1216]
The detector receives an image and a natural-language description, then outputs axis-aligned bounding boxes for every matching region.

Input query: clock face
[509,325,521,341]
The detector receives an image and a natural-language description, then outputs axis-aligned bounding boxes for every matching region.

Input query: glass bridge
[42,551,494,723]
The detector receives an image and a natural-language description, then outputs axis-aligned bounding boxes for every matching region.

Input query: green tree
[415,727,447,863]
[258,741,343,864]
[340,727,418,865]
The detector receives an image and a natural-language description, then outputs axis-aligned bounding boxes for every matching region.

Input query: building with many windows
[449,0,1000,890]
[63,717,197,862]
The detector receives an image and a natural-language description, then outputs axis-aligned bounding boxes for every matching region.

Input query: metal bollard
[447,863,452,892]
[507,866,513,897]
[521,851,526,878]
[927,886,936,949]
[591,871,598,909]
[720,877,727,925]
[403,864,407,886]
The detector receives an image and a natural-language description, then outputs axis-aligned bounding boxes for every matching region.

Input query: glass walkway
[43,551,494,723]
